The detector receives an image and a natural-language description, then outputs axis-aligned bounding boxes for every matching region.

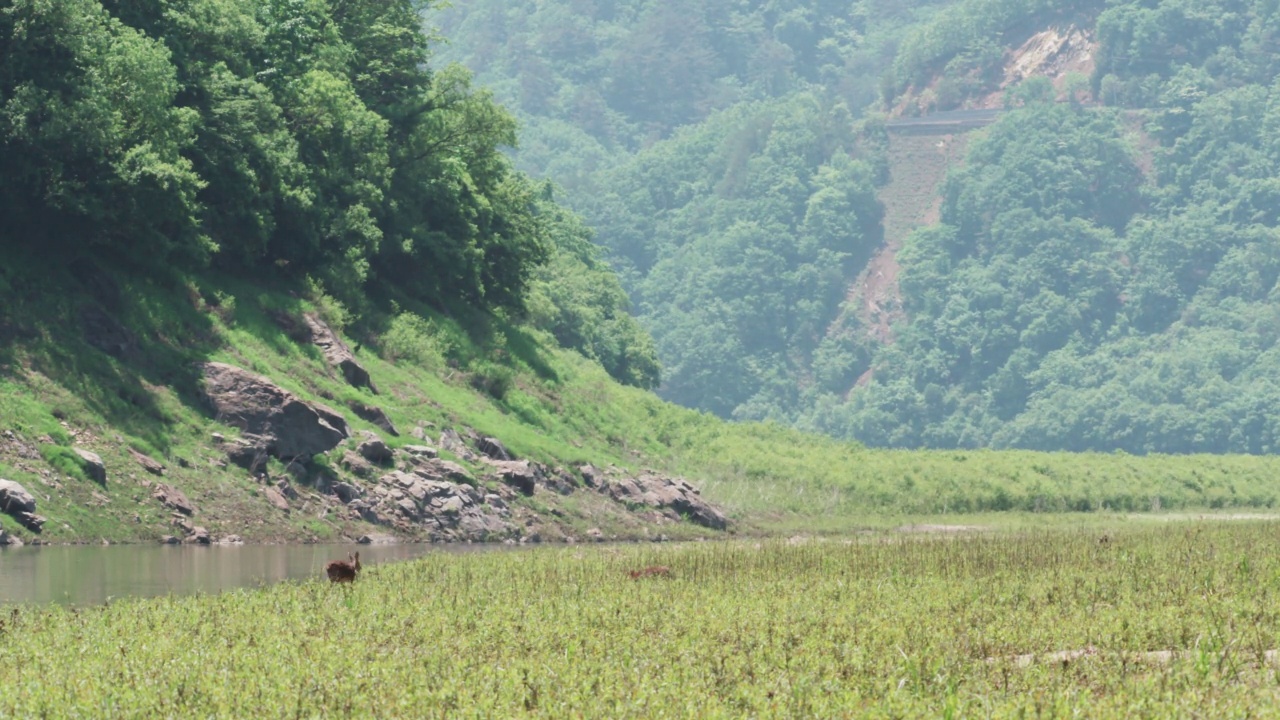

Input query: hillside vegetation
[7,0,1280,547]
[436,0,1280,454]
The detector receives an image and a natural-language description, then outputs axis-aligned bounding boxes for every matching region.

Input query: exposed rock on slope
[598,473,729,530]
[0,479,45,531]
[198,362,350,461]
[302,313,378,394]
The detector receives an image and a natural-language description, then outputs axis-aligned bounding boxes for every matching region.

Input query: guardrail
[885,109,1004,132]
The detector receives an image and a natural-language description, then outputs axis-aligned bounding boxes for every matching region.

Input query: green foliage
[38,445,90,483]
[379,312,452,370]
[0,0,547,314]
[525,189,660,388]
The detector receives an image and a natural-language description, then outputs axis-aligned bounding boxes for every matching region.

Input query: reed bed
[4,523,1280,716]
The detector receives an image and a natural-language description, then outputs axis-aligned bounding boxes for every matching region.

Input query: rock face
[302,313,378,393]
[198,362,350,460]
[602,474,729,530]
[73,448,107,484]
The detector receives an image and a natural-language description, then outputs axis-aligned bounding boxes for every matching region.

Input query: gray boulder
[357,438,394,464]
[198,362,349,460]
[332,482,363,503]
[16,512,46,532]
[73,448,107,483]
[263,486,290,512]
[412,459,472,484]
[0,479,36,514]
[477,437,512,460]
[488,460,542,496]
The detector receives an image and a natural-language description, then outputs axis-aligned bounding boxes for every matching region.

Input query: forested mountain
[435,0,1280,454]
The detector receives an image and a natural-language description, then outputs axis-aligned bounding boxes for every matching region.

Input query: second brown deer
[325,552,362,583]
[627,565,672,580]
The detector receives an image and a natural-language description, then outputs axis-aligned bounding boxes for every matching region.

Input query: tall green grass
[5,523,1280,716]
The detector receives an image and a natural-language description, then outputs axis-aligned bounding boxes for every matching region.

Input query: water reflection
[0,543,449,606]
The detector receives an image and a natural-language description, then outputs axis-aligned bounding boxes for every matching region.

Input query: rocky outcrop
[152,483,195,516]
[486,460,541,496]
[602,474,729,530]
[73,448,107,483]
[302,313,377,394]
[198,362,350,461]
[172,516,211,544]
[341,469,514,541]
[410,457,472,484]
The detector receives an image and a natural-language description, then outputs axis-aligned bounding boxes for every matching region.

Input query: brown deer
[627,565,672,580]
[325,552,361,583]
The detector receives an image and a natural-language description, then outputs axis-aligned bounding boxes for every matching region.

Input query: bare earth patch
[894,523,988,534]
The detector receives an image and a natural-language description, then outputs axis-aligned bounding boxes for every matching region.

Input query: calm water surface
[0,543,457,606]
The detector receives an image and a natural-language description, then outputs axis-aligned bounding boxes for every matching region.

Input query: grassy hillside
[5,250,1280,545]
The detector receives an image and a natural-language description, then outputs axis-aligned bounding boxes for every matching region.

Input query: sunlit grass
[6,522,1280,716]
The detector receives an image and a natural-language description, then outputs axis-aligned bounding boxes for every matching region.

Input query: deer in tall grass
[627,565,672,580]
[326,552,361,583]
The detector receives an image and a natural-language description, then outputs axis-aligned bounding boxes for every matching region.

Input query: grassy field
[5,521,1280,716]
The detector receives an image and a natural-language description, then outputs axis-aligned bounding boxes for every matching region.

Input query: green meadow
[5,522,1280,717]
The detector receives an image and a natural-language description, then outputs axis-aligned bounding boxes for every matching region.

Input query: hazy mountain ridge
[435,0,1280,454]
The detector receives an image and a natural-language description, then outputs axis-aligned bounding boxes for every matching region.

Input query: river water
[0,543,449,606]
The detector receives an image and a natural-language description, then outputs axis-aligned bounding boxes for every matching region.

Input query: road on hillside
[886,108,1004,131]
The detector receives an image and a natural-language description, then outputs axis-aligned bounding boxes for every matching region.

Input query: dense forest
[436,0,1280,454]
[0,0,657,389]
